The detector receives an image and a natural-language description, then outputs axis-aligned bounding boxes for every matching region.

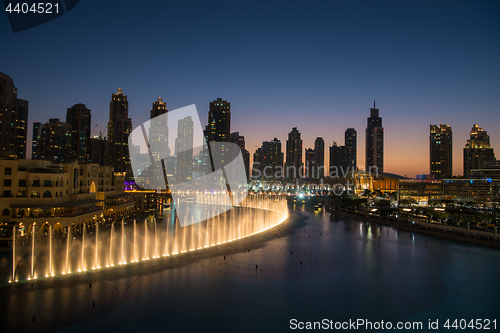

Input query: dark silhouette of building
[285,127,303,182]
[67,103,91,163]
[329,128,357,178]
[366,101,383,173]
[314,137,325,179]
[344,128,357,170]
[230,132,245,149]
[230,132,250,180]
[91,134,107,166]
[430,124,452,179]
[259,138,283,181]
[208,98,230,142]
[107,88,132,175]
[464,124,495,178]
[38,118,73,162]
[0,72,29,159]
[305,148,315,179]
[32,121,42,160]
[329,142,346,177]
[252,147,262,180]
[175,116,194,182]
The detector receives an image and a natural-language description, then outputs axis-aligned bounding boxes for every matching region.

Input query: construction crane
[90,124,98,136]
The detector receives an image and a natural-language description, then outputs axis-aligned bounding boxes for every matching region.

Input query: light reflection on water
[2,204,500,332]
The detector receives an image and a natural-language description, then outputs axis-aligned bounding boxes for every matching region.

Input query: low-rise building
[0,154,137,235]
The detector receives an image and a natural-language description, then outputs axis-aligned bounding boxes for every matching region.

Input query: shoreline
[325,206,500,249]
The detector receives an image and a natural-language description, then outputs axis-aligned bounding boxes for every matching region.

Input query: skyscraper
[260,138,283,181]
[38,118,73,162]
[148,97,169,160]
[365,101,383,173]
[67,103,91,164]
[229,132,245,149]
[107,88,132,175]
[463,124,495,178]
[0,72,29,159]
[329,142,347,177]
[230,132,250,180]
[285,127,303,182]
[252,147,262,180]
[314,137,325,179]
[208,98,230,142]
[90,135,107,166]
[175,116,194,182]
[430,124,452,179]
[32,121,42,160]
[344,128,357,170]
[305,148,315,179]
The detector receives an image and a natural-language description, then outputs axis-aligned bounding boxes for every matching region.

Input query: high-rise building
[464,124,495,178]
[32,121,42,159]
[430,124,453,179]
[365,101,384,173]
[13,99,28,159]
[260,138,283,181]
[344,128,357,170]
[208,98,230,142]
[229,132,245,149]
[314,137,325,179]
[107,88,132,175]
[305,148,315,179]
[329,142,347,177]
[0,72,29,159]
[252,147,262,180]
[285,127,303,182]
[230,132,250,180]
[38,118,73,162]
[66,103,91,164]
[148,97,169,160]
[90,135,107,166]
[175,116,194,182]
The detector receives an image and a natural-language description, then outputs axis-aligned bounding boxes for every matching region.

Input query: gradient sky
[1,0,499,178]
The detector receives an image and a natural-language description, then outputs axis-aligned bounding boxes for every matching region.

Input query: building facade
[67,103,92,164]
[0,72,29,159]
[305,148,315,179]
[314,137,325,179]
[175,116,194,182]
[149,97,169,161]
[37,118,73,163]
[365,101,383,173]
[31,122,42,160]
[230,132,250,180]
[260,138,283,181]
[207,98,230,142]
[107,88,132,176]
[0,155,136,235]
[285,127,303,182]
[344,128,357,171]
[463,124,495,178]
[430,124,453,179]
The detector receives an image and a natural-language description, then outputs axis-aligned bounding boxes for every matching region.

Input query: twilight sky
[1,0,499,178]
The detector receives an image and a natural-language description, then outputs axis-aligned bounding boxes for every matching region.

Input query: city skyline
[13,87,500,179]
[1,1,499,178]
[1,3,500,331]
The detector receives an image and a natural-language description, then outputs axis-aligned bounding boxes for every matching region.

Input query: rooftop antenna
[374,100,376,108]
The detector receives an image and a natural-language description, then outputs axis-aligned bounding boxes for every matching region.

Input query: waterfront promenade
[325,205,500,249]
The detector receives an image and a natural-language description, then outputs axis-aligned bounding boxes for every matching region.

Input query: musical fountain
[7,195,288,283]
